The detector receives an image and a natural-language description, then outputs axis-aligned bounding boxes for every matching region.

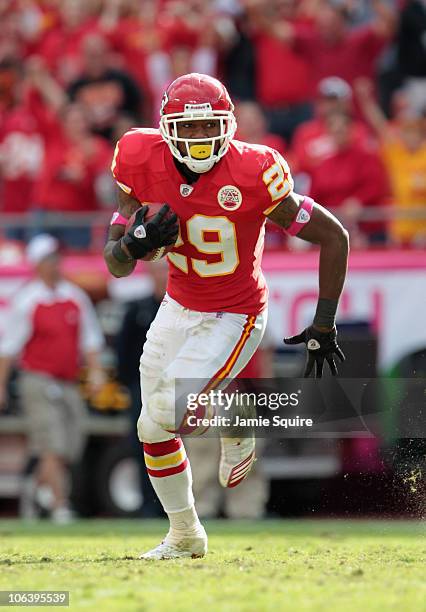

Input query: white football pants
[137,294,267,443]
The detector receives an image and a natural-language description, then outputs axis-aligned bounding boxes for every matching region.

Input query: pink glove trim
[110,211,129,226]
[286,196,314,236]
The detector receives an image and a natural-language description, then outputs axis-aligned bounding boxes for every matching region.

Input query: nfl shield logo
[296,208,311,224]
[134,225,146,239]
[180,184,194,197]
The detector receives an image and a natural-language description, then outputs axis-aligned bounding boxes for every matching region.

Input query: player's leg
[139,304,266,558]
[137,298,207,559]
[187,312,268,489]
[147,308,267,488]
[224,438,268,519]
[185,436,223,518]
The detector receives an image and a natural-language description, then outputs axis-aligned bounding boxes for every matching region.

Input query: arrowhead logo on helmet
[159,73,237,175]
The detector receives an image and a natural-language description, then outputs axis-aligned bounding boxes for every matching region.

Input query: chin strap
[184,158,216,174]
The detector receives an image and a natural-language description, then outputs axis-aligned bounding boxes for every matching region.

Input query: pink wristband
[286,196,314,236]
[110,211,129,226]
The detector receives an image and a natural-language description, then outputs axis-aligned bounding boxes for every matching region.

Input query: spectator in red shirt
[144,0,236,124]
[235,101,286,154]
[0,6,24,64]
[99,0,161,119]
[243,0,312,141]
[25,58,113,249]
[292,76,371,173]
[68,33,143,142]
[0,61,44,239]
[290,1,396,89]
[33,0,102,85]
[0,234,105,522]
[33,100,112,222]
[245,0,313,141]
[306,111,390,245]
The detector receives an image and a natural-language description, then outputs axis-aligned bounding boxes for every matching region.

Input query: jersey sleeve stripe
[263,199,287,216]
[115,180,132,194]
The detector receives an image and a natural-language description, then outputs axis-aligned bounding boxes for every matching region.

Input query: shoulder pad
[227,140,290,187]
[112,128,164,176]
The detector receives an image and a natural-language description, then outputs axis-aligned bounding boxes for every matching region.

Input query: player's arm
[267,192,349,306]
[267,193,349,377]
[104,188,139,278]
[104,187,179,278]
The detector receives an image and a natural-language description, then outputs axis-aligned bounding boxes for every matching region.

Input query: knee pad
[137,408,174,444]
[146,386,177,433]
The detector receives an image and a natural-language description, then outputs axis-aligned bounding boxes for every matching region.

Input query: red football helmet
[159,73,237,174]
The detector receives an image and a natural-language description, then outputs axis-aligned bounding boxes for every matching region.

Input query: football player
[104,73,349,559]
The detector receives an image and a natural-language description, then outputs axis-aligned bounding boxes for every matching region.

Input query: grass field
[0,519,425,612]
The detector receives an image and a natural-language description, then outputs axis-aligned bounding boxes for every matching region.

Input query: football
[125,202,177,261]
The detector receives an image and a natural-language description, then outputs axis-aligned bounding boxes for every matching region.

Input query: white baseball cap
[26,234,59,265]
[318,77,352,100]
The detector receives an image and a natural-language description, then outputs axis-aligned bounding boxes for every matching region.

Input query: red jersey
[292,118,371,172]
[0,279,104,381]
[0,105,44,212]
[112,129,293,314]
[294,25,389,89]
[253,30,311,106]
[36,20,101,85]
[308,143,389,208]
[308,142,390,237]
[26,90,112,212]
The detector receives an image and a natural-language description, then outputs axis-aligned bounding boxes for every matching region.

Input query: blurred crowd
[0,0,425,249]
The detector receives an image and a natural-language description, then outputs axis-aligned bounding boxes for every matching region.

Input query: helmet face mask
[160,109,236,173]
[159,74,237,174]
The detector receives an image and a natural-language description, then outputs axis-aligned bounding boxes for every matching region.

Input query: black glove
[123,204,178,259]
[284,326,345,378]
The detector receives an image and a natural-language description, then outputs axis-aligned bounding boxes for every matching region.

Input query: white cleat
[219,436,256,488]
[140,526,208,560]
[51,506,75,525]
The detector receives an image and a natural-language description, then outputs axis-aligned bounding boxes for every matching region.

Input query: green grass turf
[0,519,424,612]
